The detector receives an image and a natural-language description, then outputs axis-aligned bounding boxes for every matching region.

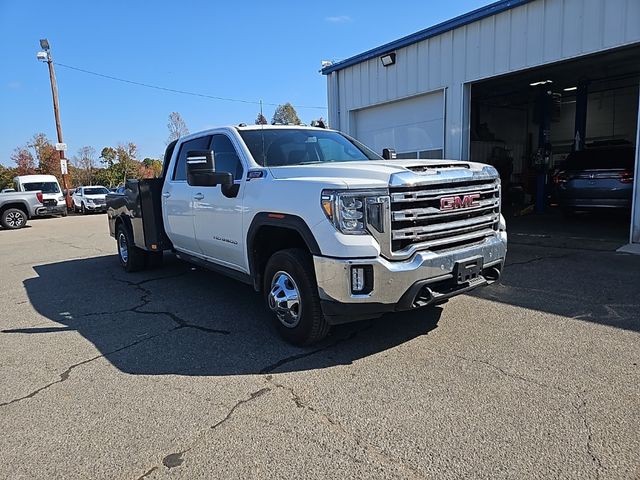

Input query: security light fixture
[563,86,578,91]
[529,80,553,86]
[39,38,50,50]
[36,51,48,61]
[380,53,396,67]
[321,60,333,68]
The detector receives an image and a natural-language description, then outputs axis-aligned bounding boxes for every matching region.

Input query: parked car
[14,174,67,217]
[555,146,635,214]
[0,190,43,229]
[72,186,110,214]
[107,125,507,345]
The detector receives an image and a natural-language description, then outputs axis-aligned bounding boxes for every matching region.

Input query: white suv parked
[72,186,110,214]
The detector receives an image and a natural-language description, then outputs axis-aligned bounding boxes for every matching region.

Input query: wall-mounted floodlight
[39,38,50,50]
[36,51,48,61]
[529,80,553,86]
[321,60,333,68]
[380,53,396,67]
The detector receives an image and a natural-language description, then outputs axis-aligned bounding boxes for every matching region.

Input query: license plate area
[454,256,483,285]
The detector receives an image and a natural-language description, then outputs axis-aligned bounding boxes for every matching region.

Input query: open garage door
[353,91,444,159]
[469,45,640,249]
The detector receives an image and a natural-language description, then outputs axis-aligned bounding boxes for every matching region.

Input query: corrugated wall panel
[327,0,640,158]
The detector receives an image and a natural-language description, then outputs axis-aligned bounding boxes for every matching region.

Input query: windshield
[564,148,634,170]
[83,187,109,195]
[23,182,60,194]
[238,129,382,167]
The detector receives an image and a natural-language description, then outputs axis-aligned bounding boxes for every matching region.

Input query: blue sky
[0,0,492,165]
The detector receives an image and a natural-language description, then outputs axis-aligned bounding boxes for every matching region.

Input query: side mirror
[382,148,397,160]
[186,150,233,186]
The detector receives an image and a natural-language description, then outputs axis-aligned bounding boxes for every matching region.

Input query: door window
[173,136,212,181]
[211,135,244,181]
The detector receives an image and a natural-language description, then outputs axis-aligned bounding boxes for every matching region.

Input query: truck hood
[267,159,497,189]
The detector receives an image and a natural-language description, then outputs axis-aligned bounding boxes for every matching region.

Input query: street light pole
[37,39,71,209]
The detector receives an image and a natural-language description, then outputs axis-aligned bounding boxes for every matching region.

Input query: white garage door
[353,91,444,159]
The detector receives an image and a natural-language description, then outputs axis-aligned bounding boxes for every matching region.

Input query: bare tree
[166,112,189,144]
[73,146,97,185]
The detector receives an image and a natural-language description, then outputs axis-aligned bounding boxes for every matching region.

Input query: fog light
[352,267,365,292]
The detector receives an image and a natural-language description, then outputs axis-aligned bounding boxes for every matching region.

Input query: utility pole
[37,39,71,209]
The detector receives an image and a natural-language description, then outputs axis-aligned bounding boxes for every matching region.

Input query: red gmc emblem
[440,193,481,210]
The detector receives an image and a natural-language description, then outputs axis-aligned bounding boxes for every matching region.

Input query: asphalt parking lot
[1,214,639,479]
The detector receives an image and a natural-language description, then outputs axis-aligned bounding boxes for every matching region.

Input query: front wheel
[116,224,146,272]
[263,248,330,346]
[1,208,27,229]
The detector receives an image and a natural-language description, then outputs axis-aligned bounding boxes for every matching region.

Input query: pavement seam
[135,387,272,479]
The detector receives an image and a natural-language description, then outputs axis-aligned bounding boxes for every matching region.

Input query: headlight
[321,189,387,235]
[58,196,64,201]
[86,198,95,204]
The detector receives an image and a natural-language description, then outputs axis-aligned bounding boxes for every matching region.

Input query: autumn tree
[271,103,301,125]
[142,158,163,178]
[0,165,17,189]
[255,113,268,125]
[166,112,189,145]
[29,133,60,178]
[73,146,97,186]
[11,146,36,176]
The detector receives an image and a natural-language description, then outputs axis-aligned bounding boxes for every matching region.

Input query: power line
[53,62,328,110]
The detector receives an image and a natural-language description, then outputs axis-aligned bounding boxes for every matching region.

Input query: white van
[14,174,67,217]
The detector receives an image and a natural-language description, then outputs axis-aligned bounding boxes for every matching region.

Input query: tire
[1,208,28,230]
[263,248,330,345]
[116,224,146,272]
[146,251,164,269]
[61,208,68,217]
[81,203,86,215]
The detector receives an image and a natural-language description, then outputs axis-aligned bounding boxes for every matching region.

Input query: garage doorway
[469,45,640,247]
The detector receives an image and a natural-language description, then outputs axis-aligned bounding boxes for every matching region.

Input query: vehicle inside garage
[470,45,639,244]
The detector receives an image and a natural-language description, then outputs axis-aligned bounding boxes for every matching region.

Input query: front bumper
[85,204,107,212]
[313,232,507,324]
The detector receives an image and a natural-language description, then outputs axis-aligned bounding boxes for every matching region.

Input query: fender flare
[246,212,321,289]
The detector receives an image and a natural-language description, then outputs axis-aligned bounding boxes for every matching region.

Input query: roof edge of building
[321,0,535,75]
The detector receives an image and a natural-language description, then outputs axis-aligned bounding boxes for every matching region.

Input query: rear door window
[173,136,212,181]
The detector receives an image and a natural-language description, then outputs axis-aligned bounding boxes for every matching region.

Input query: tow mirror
[382,148,397,160]
[186,150,233,187]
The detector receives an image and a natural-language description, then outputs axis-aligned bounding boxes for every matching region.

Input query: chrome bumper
[313,232,507,308]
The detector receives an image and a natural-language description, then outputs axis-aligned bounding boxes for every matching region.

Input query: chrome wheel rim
[6,211,25,228]
[118,232,129,264]
[268,271,302,328]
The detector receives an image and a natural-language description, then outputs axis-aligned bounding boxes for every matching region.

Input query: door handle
[193,193,204,200]
[162,192,171,198]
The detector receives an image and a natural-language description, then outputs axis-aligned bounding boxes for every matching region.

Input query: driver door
[193,133,246,271]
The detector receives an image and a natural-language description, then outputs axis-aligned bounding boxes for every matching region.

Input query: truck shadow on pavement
[9,254,441,376]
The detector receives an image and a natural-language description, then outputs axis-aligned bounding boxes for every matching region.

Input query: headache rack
[388,178,500,256]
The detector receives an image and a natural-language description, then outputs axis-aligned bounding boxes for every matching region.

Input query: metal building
[322,0,640,251]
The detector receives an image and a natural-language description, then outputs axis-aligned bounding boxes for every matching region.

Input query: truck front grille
[389,179,500,254]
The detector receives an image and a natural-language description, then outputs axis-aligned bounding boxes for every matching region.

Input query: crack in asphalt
[84,272,231,335]
[259,322,374,375]
[505,253,572,268]
[265,376,426,480]
[136,387,272,479]
[1,271,229,408]
[447,352,604,477]
[0,328,176,408]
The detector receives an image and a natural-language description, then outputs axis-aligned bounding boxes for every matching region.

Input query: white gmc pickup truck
[106,125,507,345]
